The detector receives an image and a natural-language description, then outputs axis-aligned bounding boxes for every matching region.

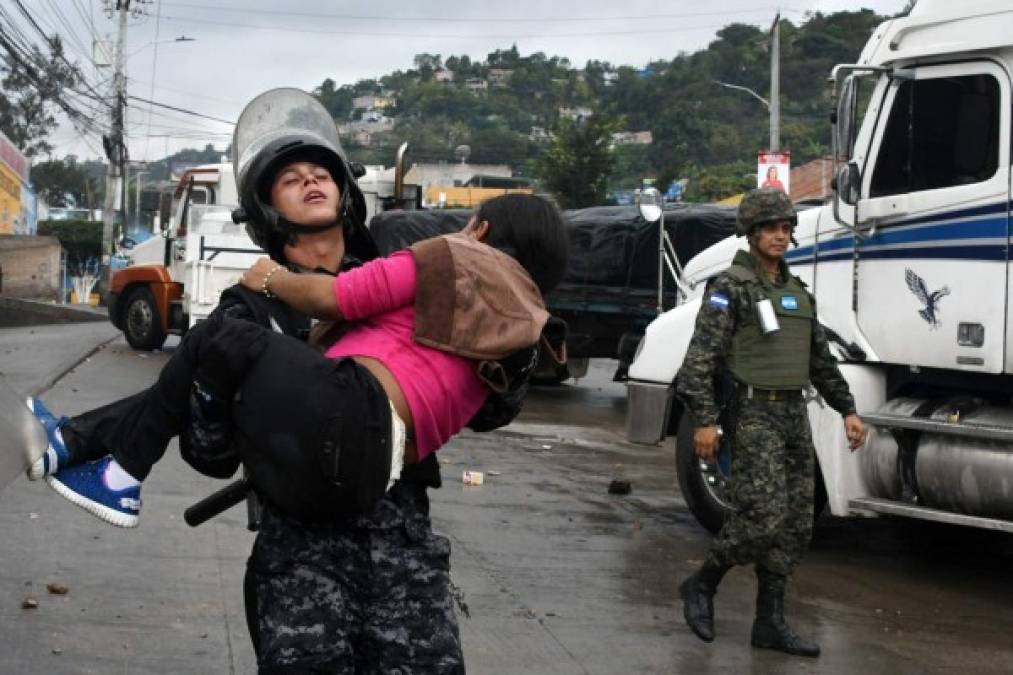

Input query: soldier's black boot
[750,571,820,657]
[678,562,730,642]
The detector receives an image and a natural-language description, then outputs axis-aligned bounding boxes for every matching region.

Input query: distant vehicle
[625,0,1013,535]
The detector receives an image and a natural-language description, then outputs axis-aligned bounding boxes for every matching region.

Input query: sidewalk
[0,327,259,674]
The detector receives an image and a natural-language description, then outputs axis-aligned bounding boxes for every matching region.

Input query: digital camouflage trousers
[706,396,815,578]
[245,482,465,675]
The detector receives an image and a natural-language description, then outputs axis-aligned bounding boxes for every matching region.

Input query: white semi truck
[109,148,417,349]
[625,0,1013,534]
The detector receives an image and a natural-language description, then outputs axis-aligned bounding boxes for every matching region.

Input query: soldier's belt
[738,385,803,402]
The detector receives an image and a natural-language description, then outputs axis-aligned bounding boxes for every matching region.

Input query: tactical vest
[725,263,813,389]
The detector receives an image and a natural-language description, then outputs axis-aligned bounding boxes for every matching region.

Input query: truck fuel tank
[863,397,1013,520]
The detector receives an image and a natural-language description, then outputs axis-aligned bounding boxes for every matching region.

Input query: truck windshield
[187,204,241,236]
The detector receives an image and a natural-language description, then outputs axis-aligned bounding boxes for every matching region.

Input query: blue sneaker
[46,457,141,528]
[26,397,73,480]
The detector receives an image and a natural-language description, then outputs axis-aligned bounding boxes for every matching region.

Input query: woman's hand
[240,256,341,319]
[241,257,286,295]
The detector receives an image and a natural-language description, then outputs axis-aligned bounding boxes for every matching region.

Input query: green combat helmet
[735,188,797,236]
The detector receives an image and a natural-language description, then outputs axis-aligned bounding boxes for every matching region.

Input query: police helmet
[735,188,797,237]
[231,88,377,263]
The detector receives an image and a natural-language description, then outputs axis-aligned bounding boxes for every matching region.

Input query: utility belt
[737,384,804,402]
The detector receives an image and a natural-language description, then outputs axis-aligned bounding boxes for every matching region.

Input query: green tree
[30,155,100,208]
[536,115,620,208]
[0,36,81,157]
[314,78,354,120]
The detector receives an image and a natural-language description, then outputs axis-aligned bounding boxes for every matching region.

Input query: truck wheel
[675,413,732,534]
[675,413,830,534]
[123,287,167,350]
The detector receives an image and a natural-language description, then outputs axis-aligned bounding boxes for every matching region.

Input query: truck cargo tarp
[562,204,736,289]
[369,209,471,255]
[370,203,736,290]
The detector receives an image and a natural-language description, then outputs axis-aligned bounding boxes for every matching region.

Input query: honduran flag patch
[708,293,730,309]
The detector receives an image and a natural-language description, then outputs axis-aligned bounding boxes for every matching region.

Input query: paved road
[1,326,1012,673]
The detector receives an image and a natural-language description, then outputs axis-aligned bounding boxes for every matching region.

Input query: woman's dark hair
[476,194,568,295]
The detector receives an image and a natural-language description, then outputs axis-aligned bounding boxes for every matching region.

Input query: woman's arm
[241,257,343,320]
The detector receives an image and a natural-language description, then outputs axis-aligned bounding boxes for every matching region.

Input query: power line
[5,0,111,107]
[158,2,792,24]
[127,95,234,124]
[158,14,740,39]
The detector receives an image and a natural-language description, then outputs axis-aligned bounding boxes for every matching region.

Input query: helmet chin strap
[279,215,342,236]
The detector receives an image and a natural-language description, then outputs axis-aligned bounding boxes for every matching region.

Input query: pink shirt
[324,251,489,459]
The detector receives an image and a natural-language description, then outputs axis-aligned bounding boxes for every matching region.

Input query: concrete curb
[0,296,108,328]
[28,330,122,398]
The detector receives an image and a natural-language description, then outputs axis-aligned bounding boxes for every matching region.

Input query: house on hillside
[351,94,396,112]
[434,68,455,84]
[559,106,593,122]
[611,131,653,146]
[488,68,513,87]
[464,78,488,93]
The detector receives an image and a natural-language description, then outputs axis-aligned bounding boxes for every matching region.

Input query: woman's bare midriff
[352,356,418,464]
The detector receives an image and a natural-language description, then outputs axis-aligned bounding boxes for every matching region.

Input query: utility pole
[769,11,781,152]
[133,170,147,228]
[101,0,130,293]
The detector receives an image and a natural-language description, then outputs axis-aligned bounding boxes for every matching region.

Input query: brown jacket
[410,232,549,361]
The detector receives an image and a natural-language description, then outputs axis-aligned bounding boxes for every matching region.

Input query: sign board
[757,151,790,194]
[0,130,28,182]
[0,130,29,234]
[0,162,22,234]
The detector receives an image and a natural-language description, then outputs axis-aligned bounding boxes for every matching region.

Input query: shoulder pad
[724,264,757,283]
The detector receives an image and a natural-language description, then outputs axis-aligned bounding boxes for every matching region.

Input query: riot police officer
[676,188,865,657]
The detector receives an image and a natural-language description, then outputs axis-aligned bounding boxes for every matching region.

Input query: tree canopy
[326,10,884,204]
[0,35,82,158]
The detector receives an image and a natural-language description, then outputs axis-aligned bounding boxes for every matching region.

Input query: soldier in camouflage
[676,188,865,658]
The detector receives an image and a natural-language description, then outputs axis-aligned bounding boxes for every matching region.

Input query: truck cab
[625,1,1013,535]
[108,163,258,349]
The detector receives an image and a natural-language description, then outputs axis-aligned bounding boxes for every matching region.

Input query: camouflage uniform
[677,250,856,576]
[246,481,464,674]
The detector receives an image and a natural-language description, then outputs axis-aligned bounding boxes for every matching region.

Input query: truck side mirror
[834,75,858,162]
[637,187,663,223]
[836,162,861,205]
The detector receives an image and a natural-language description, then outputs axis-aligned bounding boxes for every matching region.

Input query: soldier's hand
[844,414,865,451]
[694,425,722,462]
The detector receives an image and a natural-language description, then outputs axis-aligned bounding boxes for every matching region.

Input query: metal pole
[101,0,129,292]
[657,213,665,313]
[769,12,780,152]
[134,171,147,228]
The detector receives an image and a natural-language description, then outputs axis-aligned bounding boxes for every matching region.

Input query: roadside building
[0,131,35,235]
[424,175,533,209]
[405,161,516,207]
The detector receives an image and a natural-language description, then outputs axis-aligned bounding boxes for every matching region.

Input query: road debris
[608,479,632,495]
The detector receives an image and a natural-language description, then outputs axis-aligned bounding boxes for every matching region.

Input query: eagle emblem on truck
[905,268,950,329]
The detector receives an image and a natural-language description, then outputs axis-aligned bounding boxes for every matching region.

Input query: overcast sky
[21,0,909,163]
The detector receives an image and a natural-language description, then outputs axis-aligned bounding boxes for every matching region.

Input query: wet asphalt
[1,323,1012,674]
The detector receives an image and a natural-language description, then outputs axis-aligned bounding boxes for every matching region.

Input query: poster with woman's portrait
[757,151,790,194]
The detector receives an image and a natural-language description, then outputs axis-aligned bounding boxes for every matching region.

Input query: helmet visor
[232,88,345,191]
